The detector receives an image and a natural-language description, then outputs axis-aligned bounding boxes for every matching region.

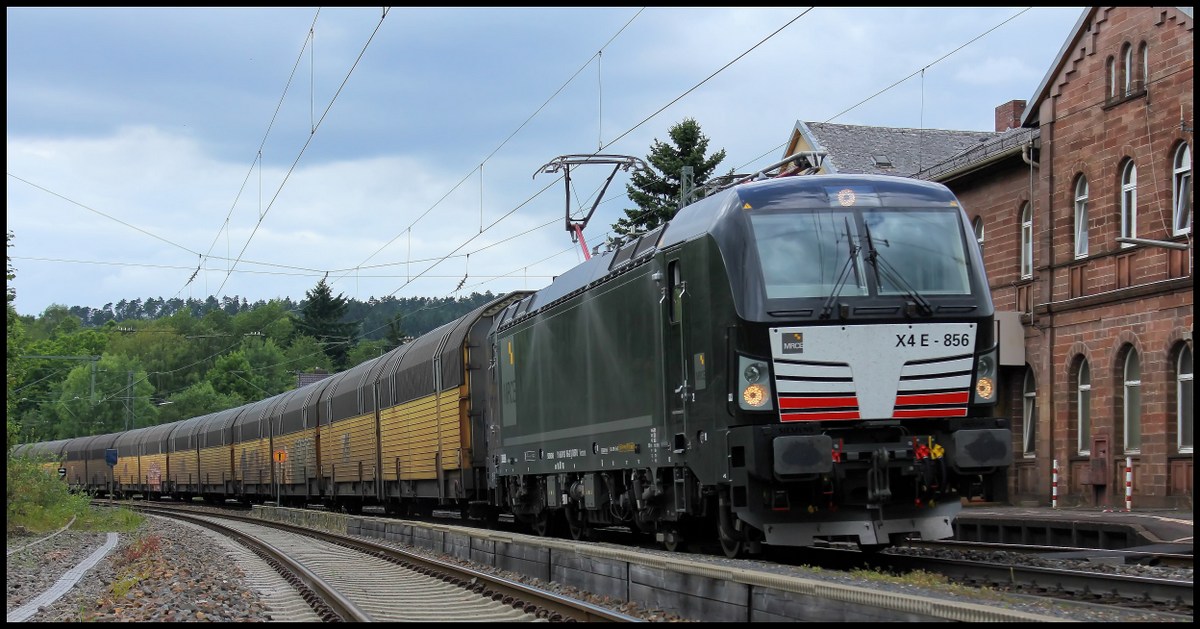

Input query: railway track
[880,540,1193,614]
[99,499,1191,621]
[900,538,1194,569]
[116,502,640,622]
[376,506,1194,618]
[918,555,1192,614]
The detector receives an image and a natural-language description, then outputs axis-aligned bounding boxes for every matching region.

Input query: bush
[7,454,145,534]
[6,455,89,534]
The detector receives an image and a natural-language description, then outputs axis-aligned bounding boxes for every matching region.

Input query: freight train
[14,169,1011,557]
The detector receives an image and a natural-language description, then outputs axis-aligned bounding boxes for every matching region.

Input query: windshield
[750,210,867,299]
[862,208,971,295]
[750,207,971,300]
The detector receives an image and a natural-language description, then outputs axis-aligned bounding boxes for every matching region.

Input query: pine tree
[385,312,408,349]
[293,277,360,368]
[611,118,726,238]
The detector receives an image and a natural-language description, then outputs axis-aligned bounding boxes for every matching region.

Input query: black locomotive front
[488,173,1011,554]
[712,176,1011,549]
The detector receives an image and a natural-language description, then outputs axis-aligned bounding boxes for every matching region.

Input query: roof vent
[872,155,893,168]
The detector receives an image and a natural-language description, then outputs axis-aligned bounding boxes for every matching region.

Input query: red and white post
[1124,457,1133,511]
[1051,459,1059,508]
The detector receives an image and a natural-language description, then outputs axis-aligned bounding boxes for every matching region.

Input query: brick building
[782,7,1192,508]
[1003,6,1192,509]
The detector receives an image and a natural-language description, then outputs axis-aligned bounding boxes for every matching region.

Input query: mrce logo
[782,333,804,354]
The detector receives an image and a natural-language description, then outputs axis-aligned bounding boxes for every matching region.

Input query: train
[14,168,1011,557]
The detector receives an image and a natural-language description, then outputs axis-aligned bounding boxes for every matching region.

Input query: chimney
[995,100,1026,132]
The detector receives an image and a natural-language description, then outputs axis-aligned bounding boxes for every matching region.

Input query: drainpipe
[1022,129,1045,505]
[1022,141,1039,169]
[1032,123,1056,507]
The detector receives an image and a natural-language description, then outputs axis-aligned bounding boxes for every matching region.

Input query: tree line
[7,276,498,444]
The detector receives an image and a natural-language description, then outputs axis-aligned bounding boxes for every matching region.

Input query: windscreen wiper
[819,217,863,320]
[862,222,933,317]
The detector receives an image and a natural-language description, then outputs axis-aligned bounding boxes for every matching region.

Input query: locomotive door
[664,259,691,447]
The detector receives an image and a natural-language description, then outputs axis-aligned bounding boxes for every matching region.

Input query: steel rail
[133,506,373,622]
[125,501,640,622]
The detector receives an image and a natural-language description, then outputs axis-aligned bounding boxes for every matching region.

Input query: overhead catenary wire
[339,8,812,300]
[182,8,327,301]
[212,8,392,298]
[328,8,646,289]
[10,8,813,411]
[10,8,1064,315]
[30,7,1060,412]
[17,8,1112,415]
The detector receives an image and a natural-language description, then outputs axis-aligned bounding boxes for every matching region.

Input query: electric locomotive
[487,170,1010,555]
[15,167,1010,559]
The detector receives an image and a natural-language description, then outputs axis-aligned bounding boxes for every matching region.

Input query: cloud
[6,7,1086,316]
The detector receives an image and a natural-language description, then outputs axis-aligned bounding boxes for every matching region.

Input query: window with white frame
[1022,369,1036,456]
[1123,349,1141,453]
[973,216,984,249]
[1074,176,1089,258]
[1174,143,1192,235]
[1120,160,1137,244]
[1106,56,1117,99]
[1179,345,1193,454]
[1020,202,1033,278]
[1138,41,1148,91]
[1122,42,1134,95]
[1077,359,1091,455]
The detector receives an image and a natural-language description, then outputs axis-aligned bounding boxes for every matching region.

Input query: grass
[109,534,163,598]
[6,454,143,535]
[847,566,1013,602]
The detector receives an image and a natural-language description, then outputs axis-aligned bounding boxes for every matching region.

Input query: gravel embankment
[6,515,683,622]
[6,513,1191,623]
[8,518,271,622]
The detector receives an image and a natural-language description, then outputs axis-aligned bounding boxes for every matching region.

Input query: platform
[953,503,1193,552]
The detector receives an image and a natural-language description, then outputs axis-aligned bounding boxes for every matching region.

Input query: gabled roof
[916,126,1038,183]
[1020,7,1193,128]
[790,121,999,177]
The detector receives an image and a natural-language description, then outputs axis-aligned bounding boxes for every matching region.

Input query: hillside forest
[7,274,499,445]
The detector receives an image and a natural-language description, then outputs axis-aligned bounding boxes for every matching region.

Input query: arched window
[1138,41,1149,91]
[1123,349,1141,453]
[1077,359,1092,455]
[1074,176,1089,258]
[1022,369,1037,456]
[972,216,985,249]
[1178,346,1193,454]
[1121,42,1134,96]
[1174,143,1192,235]
[1020,202,1033,278]
[1120,160,1137,244]
[1106,56,1117,99]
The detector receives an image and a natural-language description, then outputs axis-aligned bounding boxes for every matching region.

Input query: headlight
[737,356,774,411]
[972,347,998,404]
[744,363,763,383]
[743,383,768,407]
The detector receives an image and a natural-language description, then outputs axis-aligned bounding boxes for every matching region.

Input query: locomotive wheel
[566,505,588,541]
[661,527,686,552]
[719,535,744,559]
[531,510,551,537]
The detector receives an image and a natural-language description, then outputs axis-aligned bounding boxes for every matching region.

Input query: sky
[6,7,1087,318]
